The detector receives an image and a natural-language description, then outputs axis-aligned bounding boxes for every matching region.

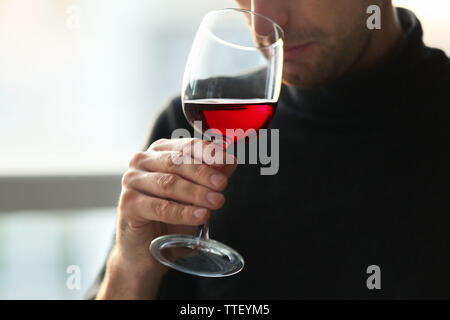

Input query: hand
[114,137,237,275]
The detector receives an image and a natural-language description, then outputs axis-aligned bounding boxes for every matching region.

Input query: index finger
[150,137,237,170]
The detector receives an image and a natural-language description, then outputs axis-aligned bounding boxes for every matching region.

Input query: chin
[282,66,321,88]
[282,53,343,88]
[282,50,323,86]
[281,44,338,88]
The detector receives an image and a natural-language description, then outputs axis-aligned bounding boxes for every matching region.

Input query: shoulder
[403,47,450,136]
[144,96,193,149]
[155,96,188,130]
[400,46,450,113]
[413,46,450,90]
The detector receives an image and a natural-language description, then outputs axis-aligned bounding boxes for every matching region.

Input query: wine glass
[150,8,284,277]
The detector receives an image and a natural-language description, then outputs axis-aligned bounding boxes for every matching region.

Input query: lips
[284,42,314,59]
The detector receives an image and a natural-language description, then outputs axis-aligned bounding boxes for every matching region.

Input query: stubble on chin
[283,23,372,88]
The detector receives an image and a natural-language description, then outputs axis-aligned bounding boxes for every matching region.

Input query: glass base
[150,234,244,277]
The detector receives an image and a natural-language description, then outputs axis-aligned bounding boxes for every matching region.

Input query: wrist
[96,246,167,300]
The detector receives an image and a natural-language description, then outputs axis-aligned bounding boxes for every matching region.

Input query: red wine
[183,99,277,143]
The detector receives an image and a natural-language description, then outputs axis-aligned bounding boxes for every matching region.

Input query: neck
[352,4,403,72]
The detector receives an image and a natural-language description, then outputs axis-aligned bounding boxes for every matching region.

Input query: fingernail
[206,192,224,206]
[193,208,207,219]
[210,174,226,187]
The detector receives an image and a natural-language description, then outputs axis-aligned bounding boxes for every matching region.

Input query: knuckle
[180,139,194,153]
[118,188,138,211]
[129,151,146,168]
[166,151,183,169]
[121,169,138,187]
[171,204,186,223]
[153,199,170,219]
[199,139,213,151]
[156,173,177,190]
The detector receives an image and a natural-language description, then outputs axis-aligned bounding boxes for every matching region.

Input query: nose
[251,0,288,32]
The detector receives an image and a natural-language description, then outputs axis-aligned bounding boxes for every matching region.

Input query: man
[91,0,450,299]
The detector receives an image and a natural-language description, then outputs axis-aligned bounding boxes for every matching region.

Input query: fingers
[148,138,237,170]
[131,150,231,192]
[125,170,226,210]
[120,138,238,228]
[120,188,210,226]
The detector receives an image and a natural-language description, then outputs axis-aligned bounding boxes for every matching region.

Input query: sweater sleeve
[84,96,198,300]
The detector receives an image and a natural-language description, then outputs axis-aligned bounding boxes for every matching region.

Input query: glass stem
[195,221,210,241]
[195,136,230,243]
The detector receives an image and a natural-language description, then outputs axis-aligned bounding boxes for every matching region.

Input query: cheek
[234,0,251,10]
[302,0,368,36]
[300,1,340,26]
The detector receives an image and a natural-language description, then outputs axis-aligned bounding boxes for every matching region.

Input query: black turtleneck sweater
[90,8,450,299]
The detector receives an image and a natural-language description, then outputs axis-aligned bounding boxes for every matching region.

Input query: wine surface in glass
[184,99,277,143]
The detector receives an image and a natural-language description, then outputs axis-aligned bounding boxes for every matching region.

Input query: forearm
[95,247,166,300]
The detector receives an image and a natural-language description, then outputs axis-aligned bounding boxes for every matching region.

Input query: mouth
[284,42,314,60]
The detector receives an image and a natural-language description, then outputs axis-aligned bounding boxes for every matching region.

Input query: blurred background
[0,0,448,299]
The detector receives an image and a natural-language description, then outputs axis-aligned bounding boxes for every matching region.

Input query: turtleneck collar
[282,8,424,117]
